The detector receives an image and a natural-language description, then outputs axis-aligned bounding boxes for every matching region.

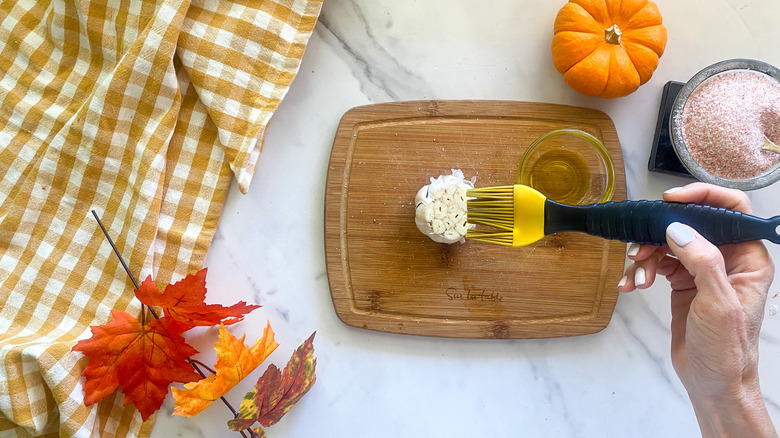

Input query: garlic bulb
[415,169,475,244]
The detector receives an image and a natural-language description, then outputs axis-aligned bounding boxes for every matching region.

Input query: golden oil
[525,150,590,204]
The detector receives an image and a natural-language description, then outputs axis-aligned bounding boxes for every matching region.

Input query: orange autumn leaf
[72,310,201,421]
[172,322,278,417]
[228,332,317,434]
[135,268,260,328]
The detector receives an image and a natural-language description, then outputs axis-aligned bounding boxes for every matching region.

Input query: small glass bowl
[670,59,780,190]
[518,129,615,205]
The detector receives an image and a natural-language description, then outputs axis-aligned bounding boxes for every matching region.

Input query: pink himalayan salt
[680,70,780,179]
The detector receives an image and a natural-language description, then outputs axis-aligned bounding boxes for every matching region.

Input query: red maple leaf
[135,268,260,328]
[72,310,201,420]
[228,332,317,434]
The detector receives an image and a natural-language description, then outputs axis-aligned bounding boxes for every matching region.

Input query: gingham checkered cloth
[0,0,322,435]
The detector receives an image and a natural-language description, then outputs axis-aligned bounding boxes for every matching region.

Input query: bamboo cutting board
[325,100,627,338]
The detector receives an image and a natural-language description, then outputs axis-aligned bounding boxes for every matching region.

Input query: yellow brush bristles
[465,186,516,246]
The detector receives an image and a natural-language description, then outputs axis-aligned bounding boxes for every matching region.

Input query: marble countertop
[151,1,780,436]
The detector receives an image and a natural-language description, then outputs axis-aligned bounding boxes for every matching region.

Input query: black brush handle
[544,200,780,246]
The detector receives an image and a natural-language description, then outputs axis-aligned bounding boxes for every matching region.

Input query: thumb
[665,222,731,298]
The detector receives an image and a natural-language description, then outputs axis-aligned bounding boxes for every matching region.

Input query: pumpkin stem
[605,24,622,45]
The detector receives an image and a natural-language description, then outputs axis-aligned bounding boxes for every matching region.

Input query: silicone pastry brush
[465,184,780,247]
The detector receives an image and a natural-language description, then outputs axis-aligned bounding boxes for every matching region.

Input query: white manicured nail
[664,186,683,194]
[618,276,627,287]
[667,222,696,247]
[627,242,640,257]
[634,267,646,286]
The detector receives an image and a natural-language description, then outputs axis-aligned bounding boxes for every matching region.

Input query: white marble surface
[151,1,780,436]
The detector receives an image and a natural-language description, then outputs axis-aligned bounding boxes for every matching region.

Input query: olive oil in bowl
[518,129,615,205]
[525,149,590,205]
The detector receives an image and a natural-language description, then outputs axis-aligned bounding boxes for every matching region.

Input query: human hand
[618,183,777,438]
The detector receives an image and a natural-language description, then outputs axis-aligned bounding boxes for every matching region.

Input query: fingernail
[634,267,646,286]
[664,186,683,194]
[667,222,696,247]
[618,276,627,287]
[627,242,640,257]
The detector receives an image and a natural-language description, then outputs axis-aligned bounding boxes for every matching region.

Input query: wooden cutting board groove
[325,100,627,338]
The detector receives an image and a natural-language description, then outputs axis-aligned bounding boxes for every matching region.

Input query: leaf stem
[92,210,140,288]
[187,359,235,413]
[186,358,254,437]
[92,210,255,437]
[91,210,160,320]
[189,359,217,375]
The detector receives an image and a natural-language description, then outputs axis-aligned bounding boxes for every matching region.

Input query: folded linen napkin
[0,0,322,436]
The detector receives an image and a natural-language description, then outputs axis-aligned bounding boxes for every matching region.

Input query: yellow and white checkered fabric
[0,0,322,436]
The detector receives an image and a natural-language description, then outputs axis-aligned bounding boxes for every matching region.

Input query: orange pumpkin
[552,0,667,98]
